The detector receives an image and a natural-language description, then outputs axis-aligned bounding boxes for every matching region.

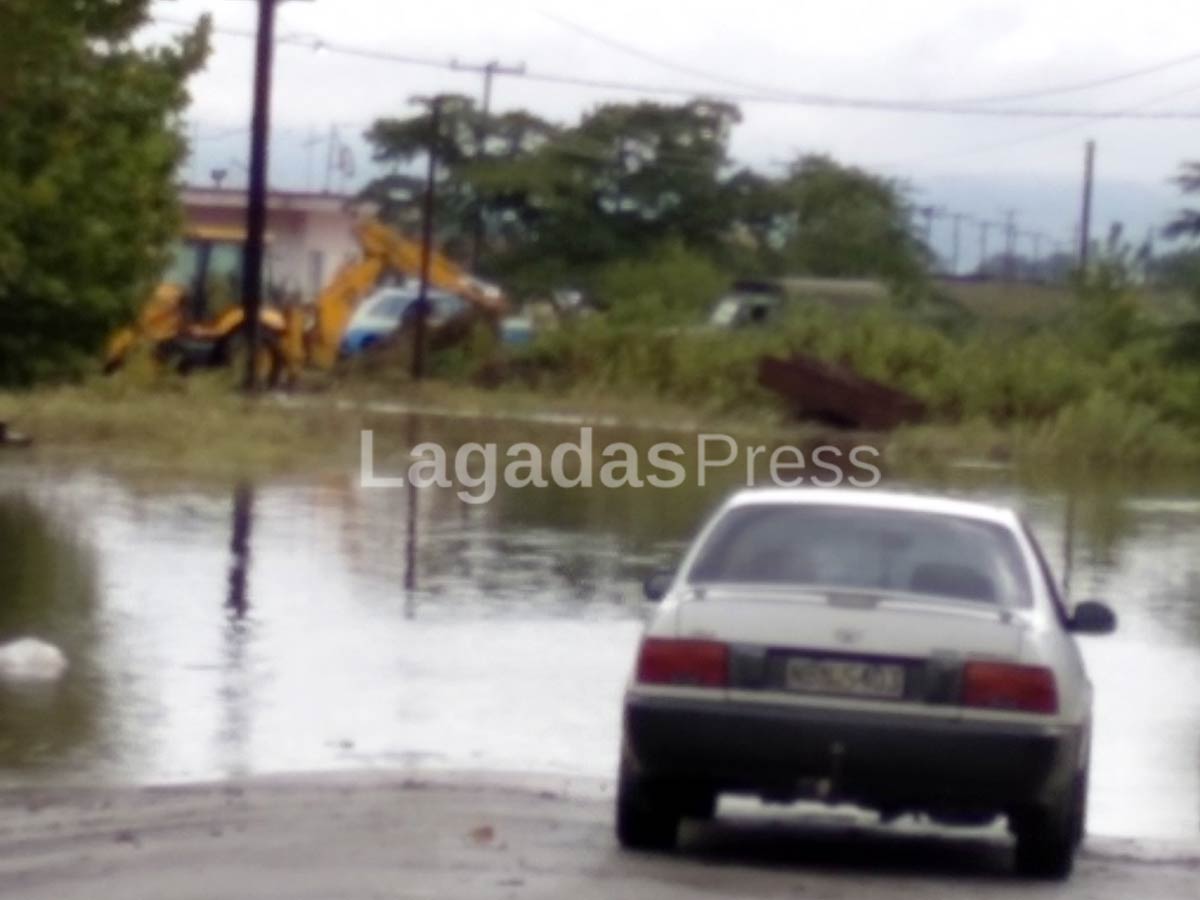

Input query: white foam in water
[0,638,68,683]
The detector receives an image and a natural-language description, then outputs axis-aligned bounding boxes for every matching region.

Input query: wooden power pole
[239,0,280,393]
[459,60,524,268]
[411,96,444,382]
[238,0,312,393]
[1079,140,1096,271]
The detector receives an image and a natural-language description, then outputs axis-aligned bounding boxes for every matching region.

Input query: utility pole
[459,59,525,268]
[950,213,966,276]
[303,128,322,191]
[914,205,941,246]
[478,60,524,124]
[978,220,993,277]
[238,0,314,392]
[411,96,445,382]
[323,124,339,193]
[1002,208,1019,283]
[239,0,280,394]
[1079,139,1096,271]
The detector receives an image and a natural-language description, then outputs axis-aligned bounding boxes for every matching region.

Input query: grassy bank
[0,377,807,481]
[0,379,362,479]
[4,270,1200,478]
[436,299,1200,469]
[3,370,1199,485]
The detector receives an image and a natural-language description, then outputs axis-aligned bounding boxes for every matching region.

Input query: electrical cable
[150,14,1200,120]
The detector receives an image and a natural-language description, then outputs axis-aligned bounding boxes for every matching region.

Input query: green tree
[0,1,209,384]
[593,240,727,325]
[364,99,738,283]
[363,98,931,304]
[772,156,929,292]
[1163,161,1200,321]
[537,100,740,262]
[364,96,559,260]
[1166,161,1200,242]
[723,169,795,274]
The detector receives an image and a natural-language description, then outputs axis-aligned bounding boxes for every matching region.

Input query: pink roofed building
[181,186,364,304]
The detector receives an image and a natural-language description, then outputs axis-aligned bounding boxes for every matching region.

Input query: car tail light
[636,638,729,688]
[962,662,1058,714]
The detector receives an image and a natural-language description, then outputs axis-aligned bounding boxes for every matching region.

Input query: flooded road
[1,419,1198,843]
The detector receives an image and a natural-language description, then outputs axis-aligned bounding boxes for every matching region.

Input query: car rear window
[687,503,1032,606]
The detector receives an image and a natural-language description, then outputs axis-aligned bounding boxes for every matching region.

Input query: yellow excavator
[102,224,289,378]
[103,217,507,383]
[285,217,506,374]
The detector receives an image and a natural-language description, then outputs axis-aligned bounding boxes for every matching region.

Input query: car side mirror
[642,571,674,602]
[1068,599,1117,635]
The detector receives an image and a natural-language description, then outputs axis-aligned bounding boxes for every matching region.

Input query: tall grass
[487,282,1200,465]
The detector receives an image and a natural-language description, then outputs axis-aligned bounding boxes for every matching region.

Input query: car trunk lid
[674,586,1029,702]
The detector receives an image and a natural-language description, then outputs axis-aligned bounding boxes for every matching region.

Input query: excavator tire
[217,326,285,388]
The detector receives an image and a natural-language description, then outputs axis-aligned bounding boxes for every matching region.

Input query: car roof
[723,488,1020,528]
[366,285,457,302]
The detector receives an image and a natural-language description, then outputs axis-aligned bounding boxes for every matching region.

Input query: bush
[591,241,727,326]
[1020,390,1200,467]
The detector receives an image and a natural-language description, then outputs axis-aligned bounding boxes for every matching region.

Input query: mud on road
[0,772,1197,899]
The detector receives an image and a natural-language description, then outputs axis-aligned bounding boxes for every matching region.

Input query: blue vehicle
[341,282,536,357]
[339,283,468,357]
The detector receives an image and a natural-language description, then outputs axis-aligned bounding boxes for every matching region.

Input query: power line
[150,14,1200,120]
[540,9,1200,108]
[948,49,1200,105]
[881,77,1200,170]
[510,68,1200,122]
[537,9,788,97]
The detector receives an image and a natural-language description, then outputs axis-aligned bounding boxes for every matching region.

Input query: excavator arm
[108,216,506,379]
[295,218,508,372]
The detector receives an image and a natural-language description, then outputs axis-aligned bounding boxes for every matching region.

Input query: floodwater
[1,417,1198,842]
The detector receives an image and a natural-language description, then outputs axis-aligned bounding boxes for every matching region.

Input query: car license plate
[784,656,905,699]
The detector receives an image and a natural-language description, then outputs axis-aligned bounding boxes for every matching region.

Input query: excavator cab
[166,230,246,324]
[103,226,287,381]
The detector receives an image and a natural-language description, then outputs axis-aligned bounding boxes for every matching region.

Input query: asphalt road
[0,772,1196,899]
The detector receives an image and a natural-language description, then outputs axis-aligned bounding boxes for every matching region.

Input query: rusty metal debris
[758,355,925,431]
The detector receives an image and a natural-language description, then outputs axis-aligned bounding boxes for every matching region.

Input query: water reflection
[0,428,1198,839]
[219,482,255,777]
[405,419,420,619]
[0,496,103,770]
[226,482,255,620]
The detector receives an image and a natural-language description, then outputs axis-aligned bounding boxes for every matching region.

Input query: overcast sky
[147,0,1200,263]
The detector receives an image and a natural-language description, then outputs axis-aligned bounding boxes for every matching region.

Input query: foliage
[761,156,931,295]
[363,99,927,299]
[1148,246,1200,301]
[1070,258,1147,352]
[591,242,727,325]
[363,96,561,260]
[0,2,210,385]
[1165,161,1200,242]
[494,290,1200,442]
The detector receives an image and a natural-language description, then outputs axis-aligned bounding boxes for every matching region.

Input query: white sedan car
[617,489,1117,879]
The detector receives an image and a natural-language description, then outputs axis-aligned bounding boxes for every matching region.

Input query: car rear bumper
[623,692,1083,812]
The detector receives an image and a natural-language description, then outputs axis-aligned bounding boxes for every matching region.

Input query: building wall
[297,213,361,302]
[181,190,362,304]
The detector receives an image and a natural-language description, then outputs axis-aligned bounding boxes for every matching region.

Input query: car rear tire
[685,789,717,821]
[615,760,680,852]
[1013,769,1086,880]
